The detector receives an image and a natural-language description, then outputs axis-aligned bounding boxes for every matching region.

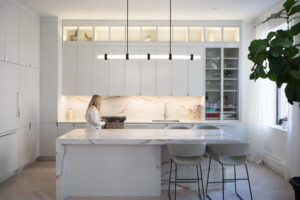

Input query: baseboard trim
[37,156,56,161]
[0,170,18,183]
[263,152,285,176]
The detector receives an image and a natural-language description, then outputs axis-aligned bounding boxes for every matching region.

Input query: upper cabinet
[0,0,39,68]
[62,45,94,95]
[0,1,6,61]
[20,10,31,66]
[4,0,19,64]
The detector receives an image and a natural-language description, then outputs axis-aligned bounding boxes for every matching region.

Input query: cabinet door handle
[16,92,20,118]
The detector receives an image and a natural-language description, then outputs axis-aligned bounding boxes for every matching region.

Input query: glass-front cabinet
[205,48,239,120]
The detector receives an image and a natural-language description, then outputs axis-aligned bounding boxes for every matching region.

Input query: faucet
[164,104,168,120]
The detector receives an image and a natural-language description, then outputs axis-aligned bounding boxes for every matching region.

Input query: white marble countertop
[57,128,244,145]
[57,120,242,124]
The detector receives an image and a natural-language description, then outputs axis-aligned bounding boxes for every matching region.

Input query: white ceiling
[19,0,283,20]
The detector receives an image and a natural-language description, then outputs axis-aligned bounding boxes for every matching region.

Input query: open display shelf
[205,48,239,120]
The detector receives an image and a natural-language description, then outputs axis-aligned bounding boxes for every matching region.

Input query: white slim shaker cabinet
[0,132,19,181]
[62,45,205,96]
[0,0,40,182]
[157,47,172,96]
[0,62,19,134]
[94,47,110,95]
[62,45,94,95]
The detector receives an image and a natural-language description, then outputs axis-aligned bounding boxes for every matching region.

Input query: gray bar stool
[167,141,206,200]
[205,143,253,200]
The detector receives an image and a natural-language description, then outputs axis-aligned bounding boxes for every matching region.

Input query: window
[267,22,289,125]
[277,85,289,125]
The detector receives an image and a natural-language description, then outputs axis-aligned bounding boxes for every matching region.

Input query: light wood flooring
[0,161,294,200]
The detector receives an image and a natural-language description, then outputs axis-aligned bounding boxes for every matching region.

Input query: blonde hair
[86,95,102,117]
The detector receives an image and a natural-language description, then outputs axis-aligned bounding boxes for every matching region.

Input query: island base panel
[63,145,161,198]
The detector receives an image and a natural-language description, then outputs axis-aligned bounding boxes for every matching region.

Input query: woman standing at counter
[85,95,105,129]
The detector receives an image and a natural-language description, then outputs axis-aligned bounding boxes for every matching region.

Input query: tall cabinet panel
[109,47,125,96]
[94,47,110,95]
[78,46,94,95]
[205,48,221,120]
[30,16,40,68]
[172,47,189,96]
[125,47,141,95]
[157,47,172,96]
[189,47,204,96]
[62,46,78,95]
[141,47,156,95]
[4,1,19,63]
[0,1,5,61]
[19,10,30,66]
[0,62,19,134]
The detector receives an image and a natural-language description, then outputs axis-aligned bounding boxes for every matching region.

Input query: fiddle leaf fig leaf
[289,5,300,16]
[291,23,300,36]
[268,56,286,74]
[249,39,268,54]
[290,70,300,80]
[284,0,296,13]
[285,82,296,104]
[267,71,277,81]
[270,34,293,48]
[284,46,299,58]
[270,46,284,57]
[267,32,276,41]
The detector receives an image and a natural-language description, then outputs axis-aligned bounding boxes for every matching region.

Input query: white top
[85,106,105,130]
[57,128,245,145]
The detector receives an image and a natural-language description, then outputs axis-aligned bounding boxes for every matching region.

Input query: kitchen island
[56,128,244,200]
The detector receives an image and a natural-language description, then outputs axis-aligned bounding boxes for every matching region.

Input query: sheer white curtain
[242,22,277,164]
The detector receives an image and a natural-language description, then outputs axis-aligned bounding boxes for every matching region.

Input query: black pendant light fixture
[97,0,201,61]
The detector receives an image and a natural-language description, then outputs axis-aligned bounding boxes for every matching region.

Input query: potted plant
[248,0,300,199]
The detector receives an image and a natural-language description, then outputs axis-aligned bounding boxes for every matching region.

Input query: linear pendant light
[97,0,201,61]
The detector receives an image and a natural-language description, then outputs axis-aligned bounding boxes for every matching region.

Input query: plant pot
[290,177,300,200]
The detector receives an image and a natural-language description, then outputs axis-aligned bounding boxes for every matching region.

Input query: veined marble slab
[57,128,243,145]
[56,128,245,200]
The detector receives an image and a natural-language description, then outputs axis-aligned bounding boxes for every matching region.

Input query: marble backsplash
[58,96,204,122]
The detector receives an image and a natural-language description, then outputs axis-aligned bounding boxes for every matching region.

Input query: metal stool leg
[206,156,212,200]
[168,159,173,200]
[234,165,242,199]
[245,163,253,200]
[199,164,205,200]
[174,163,178,200]
[196,165,202,200]
[221,164,225,200]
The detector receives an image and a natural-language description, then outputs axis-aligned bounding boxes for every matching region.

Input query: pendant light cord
[127,0,129,56]
[169,0,171,55]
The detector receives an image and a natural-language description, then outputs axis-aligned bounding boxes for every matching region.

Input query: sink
[152,119,180,122]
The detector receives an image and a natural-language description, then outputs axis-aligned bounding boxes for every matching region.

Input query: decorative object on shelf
[84,33,92,41]
[96,0,201,60]
[70,30,77,41]
[248,0,300,104]
[66,108,74,120]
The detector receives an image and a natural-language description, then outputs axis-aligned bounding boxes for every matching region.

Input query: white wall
[40,16,62,157]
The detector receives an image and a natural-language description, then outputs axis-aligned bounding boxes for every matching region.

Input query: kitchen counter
[56,128,244,200]
[57,120,242,124]
[57,128,242,145]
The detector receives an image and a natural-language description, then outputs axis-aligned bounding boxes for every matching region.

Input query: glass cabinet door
[223,48,239,120]
[205,48,221,120]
